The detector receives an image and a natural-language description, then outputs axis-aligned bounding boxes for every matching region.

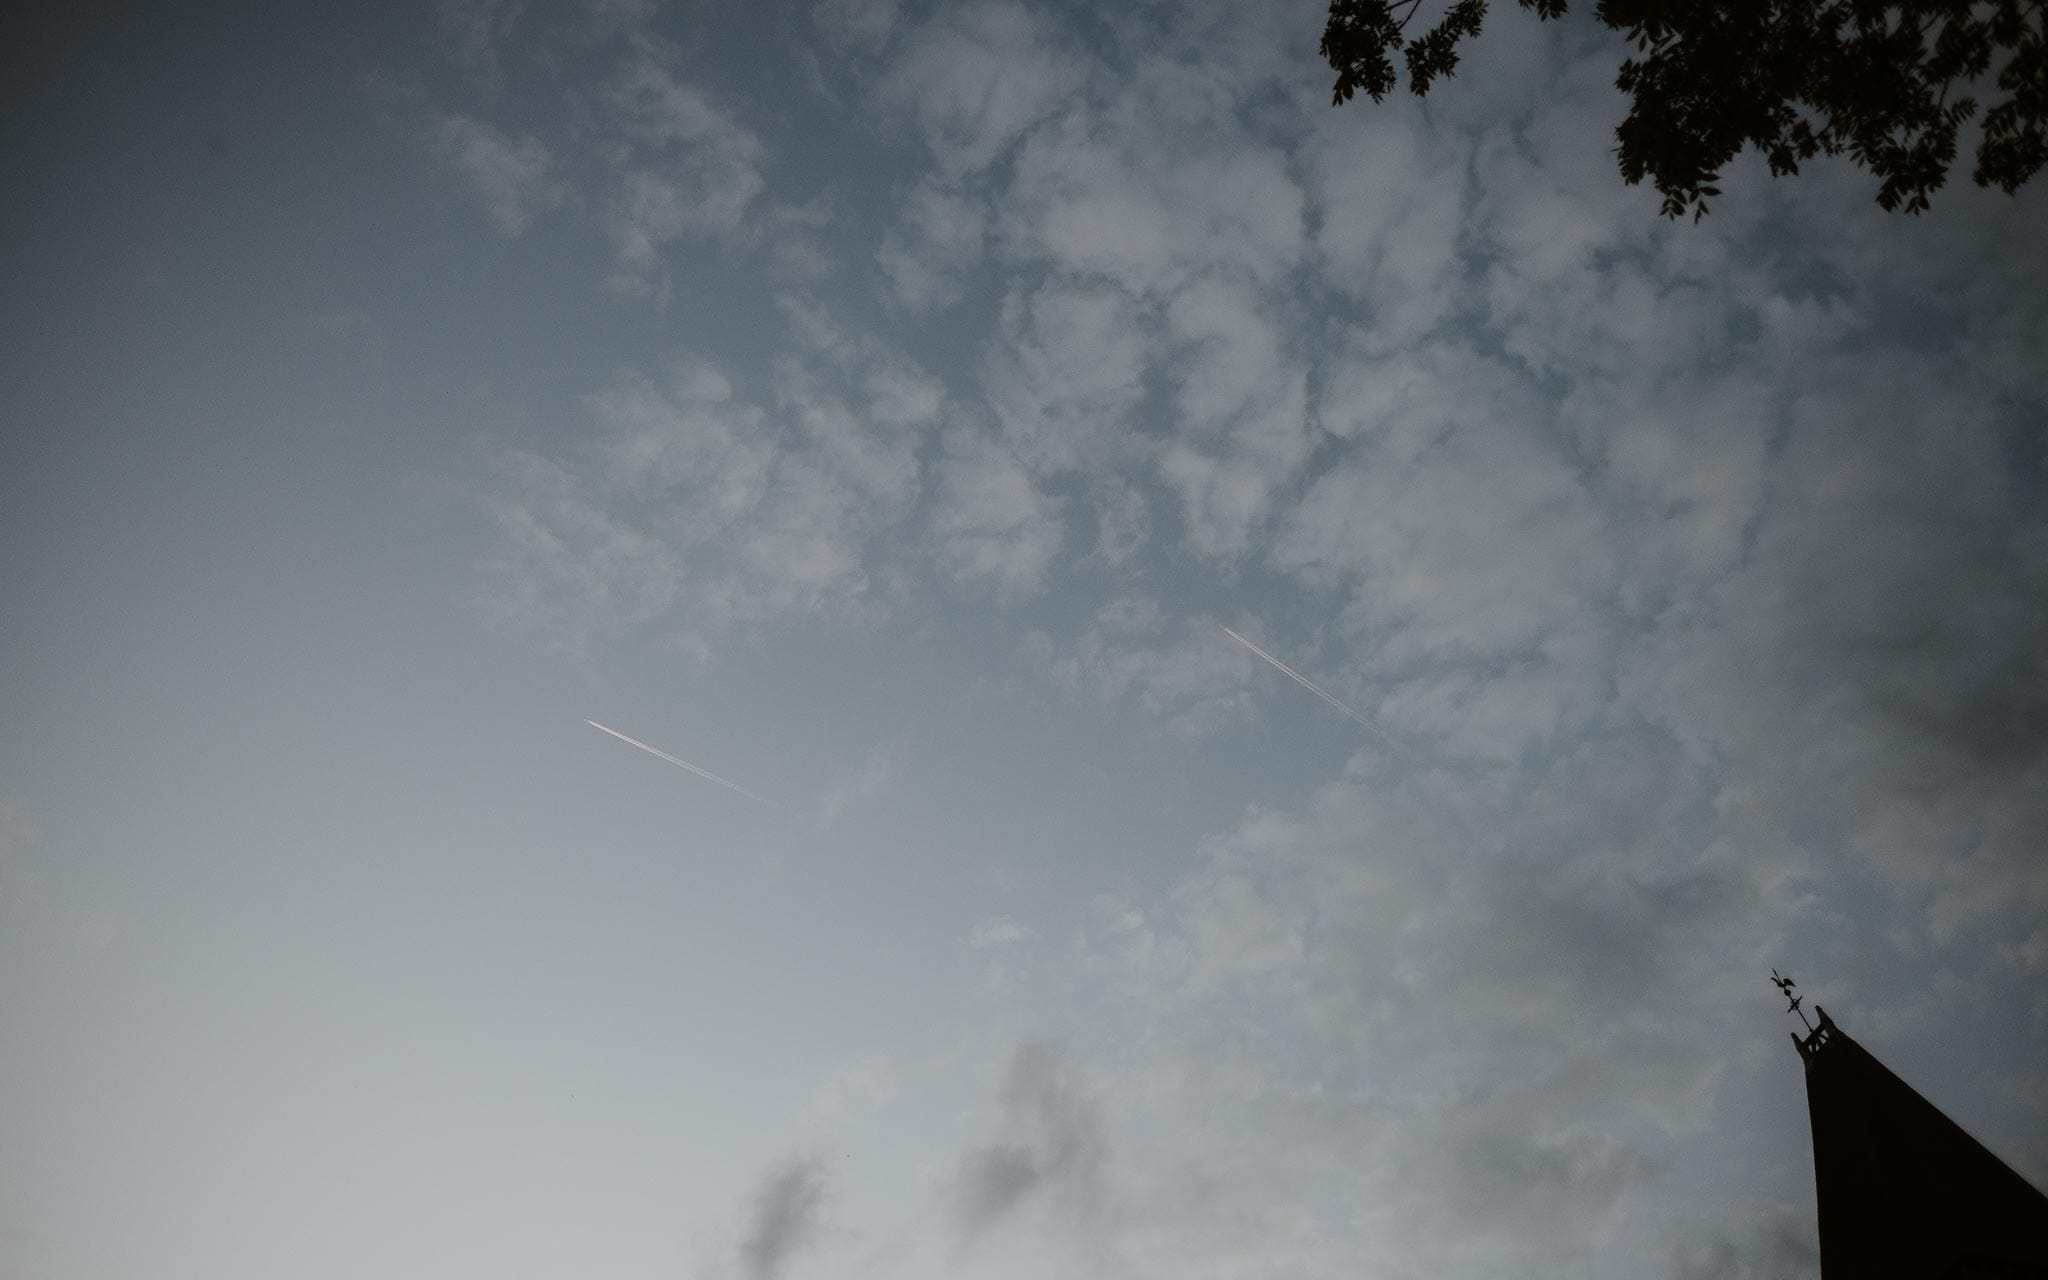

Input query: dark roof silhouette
[1793,1006,2048,1278]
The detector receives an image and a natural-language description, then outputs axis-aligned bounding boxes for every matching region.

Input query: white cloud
[1089,483,1150,568]
[1627,357,2048,946]
[1572,367,1773,611]
[779,374,920,510]
[1166,280,1284,430]
[431,114,558,235]
[887,1,1089,177]
[814,0,902,54]
[1010,115,1179,290]
[761,197,840,284]
[967,916,1036,949]
[472,449,687,656]
[478,344,938,655]
[1048,602,1257,739]
[604,51,766,273]
[1001,81,1305,296]
[438,0,522,77]
[982,282,1151,475]
[1155,279,1311,557]
[1308,108,1469,348]
[598,359,770,519]
[1276,392,1608,665]
[862,361,945,431]
[929,433,1063,595]
[878,180,987,313]
[1055,739,1798,1276]
[1157,446,1279,562]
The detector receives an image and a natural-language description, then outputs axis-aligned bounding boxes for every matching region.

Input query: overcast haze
[4,1,2046,1277]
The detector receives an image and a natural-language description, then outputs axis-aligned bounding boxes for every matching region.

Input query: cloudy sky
[4,0,2046,1276]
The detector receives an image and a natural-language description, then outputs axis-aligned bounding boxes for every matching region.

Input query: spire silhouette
[1782,996,2048,1276]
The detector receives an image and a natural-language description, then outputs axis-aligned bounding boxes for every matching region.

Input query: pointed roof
[1795,1006,2048,1277]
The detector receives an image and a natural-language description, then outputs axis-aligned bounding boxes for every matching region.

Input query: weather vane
[1772,969,1814,1033]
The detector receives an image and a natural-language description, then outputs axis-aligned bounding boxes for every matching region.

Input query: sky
[3,1,2046,1277]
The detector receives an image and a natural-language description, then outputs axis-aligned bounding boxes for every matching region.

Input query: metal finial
[1772,969,1814,1033]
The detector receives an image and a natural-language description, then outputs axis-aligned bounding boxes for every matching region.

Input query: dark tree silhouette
[1320,0,2048,218]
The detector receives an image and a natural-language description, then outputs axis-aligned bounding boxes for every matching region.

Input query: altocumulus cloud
[417,0,2048,1274]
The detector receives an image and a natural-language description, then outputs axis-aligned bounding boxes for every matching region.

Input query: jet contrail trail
[585,720,771,805]
[1219,624,1376,731]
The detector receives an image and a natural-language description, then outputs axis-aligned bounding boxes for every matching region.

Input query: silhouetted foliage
[1320,0,2048,218]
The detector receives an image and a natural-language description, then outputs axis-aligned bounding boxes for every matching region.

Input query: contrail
[1219,624,1376,731]
[585,720,771,805]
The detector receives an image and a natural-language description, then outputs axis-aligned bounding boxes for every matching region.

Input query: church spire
[1776,976,2048,1276]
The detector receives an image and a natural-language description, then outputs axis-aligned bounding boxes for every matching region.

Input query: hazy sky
[4,1,2046,1277]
